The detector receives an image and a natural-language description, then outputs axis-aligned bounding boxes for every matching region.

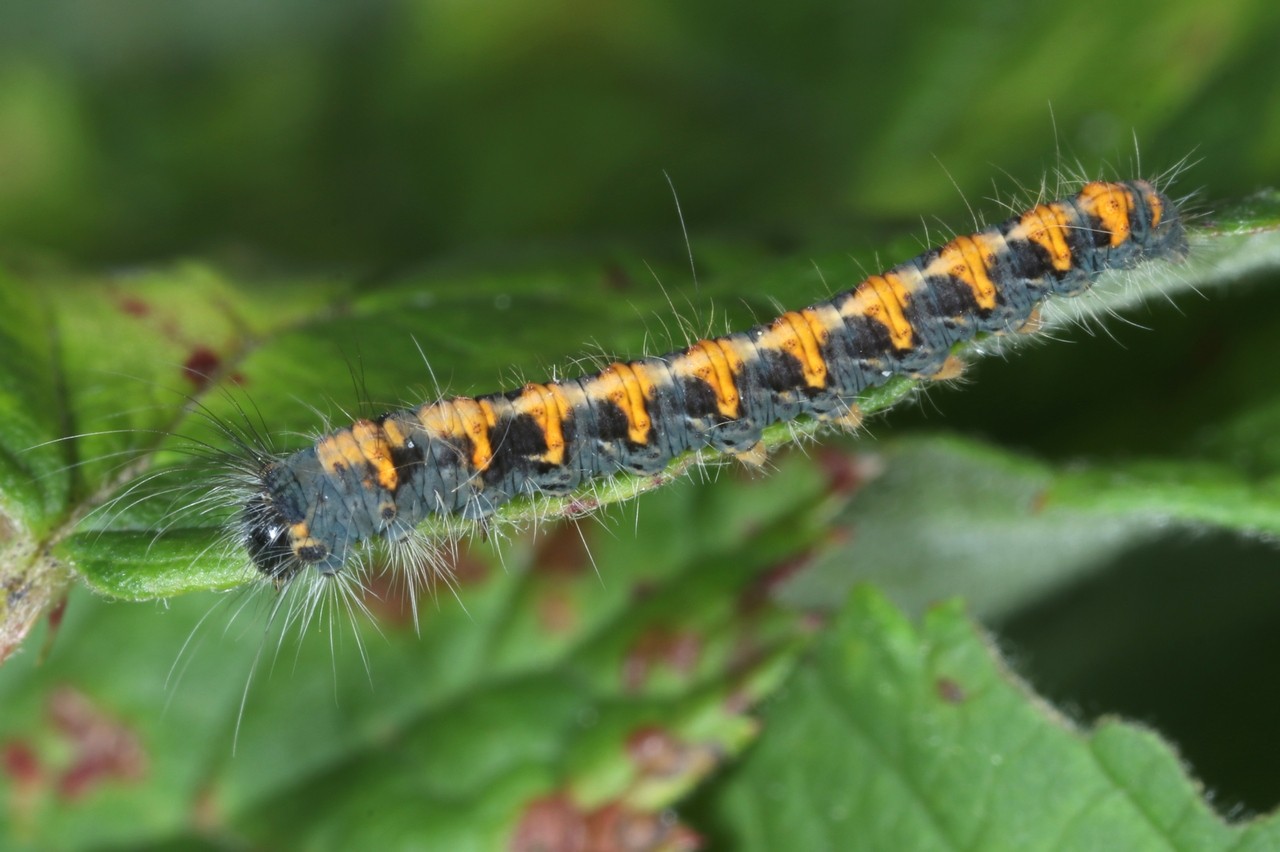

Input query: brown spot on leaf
[629,581,659,603]
[625,726,718,784]
[935,677,967,704]
[740,549,817,611]
[817,448,883,497]
[190,783,223,834]
[362,548,490,626]
[451,549,490,586]
[119,297,150,318]
[46,595,67,631]
[622,640,657,693]
[511,794,586,852]
[38,594,70,661]
[536,588,579,635]
[533,523,592,577]
[47,686,147,800]
[3,740,41,786]
[359,571,416,627]
[722,687,754,717]
[182,346,222,391]
[826,524,853,547]
[510,792,701,852]
[626,727,685,777]
[586,802,700,852]
[530,512,592,635]
[602,262,635,293]
[799,611,828,633]
[564,497,601,518]
[622,628,703,692]
[3,739,43,834]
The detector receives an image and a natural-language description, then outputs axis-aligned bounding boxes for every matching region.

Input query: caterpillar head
[241,490,304,585]
[1126,179,1190,261]
[241,457,343,584]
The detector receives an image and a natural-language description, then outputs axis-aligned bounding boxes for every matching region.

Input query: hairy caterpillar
[235,180,1187,590]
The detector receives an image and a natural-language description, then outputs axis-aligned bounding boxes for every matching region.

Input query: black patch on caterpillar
[237,180,1189,585]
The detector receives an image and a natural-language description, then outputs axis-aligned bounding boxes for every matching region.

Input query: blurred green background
[2,0,1277,268]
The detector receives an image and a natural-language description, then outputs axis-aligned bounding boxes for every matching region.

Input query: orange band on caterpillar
[240,180,1187,582]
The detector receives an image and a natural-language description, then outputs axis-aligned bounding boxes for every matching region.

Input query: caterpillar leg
[1013,305,1044,335]
[819,404,864,433]
[930,354,967,382]
[729,440,769,469]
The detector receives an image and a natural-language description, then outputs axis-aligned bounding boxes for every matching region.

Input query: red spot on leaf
[622,645,656,693]
[586,802,701,852]
[740,549,817,611]
[3,739,43,834]
[624,726,717,783]
[629,581,659,603]
[602,262,635,293]
[3,740,41,786]
[722,687,753,716]
[936,677,967,704]
[799,610,828,633]
[826,524,854,547]
[182,347,222,391]
[622,628,703,692]
[451,550,490,586]
[46,595,67,631]
[360,570,417,627]
[362,548,489,626]
[511,794,586,852]
[626,726,684,776]
[536,588,579,635]
[564,496,601,518]
[118,297,150,318]
[533,523,592,577]
[666,631,701,675]
[37,593,70,660]
[47,686,147,800]
[191,783,223,834]
[511,792,701,852]
[817,448,883,497]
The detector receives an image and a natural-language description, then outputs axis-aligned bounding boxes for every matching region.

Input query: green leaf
[699,586,1280,851]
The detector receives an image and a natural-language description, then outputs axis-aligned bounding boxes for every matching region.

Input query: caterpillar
[238,180,1187,588]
